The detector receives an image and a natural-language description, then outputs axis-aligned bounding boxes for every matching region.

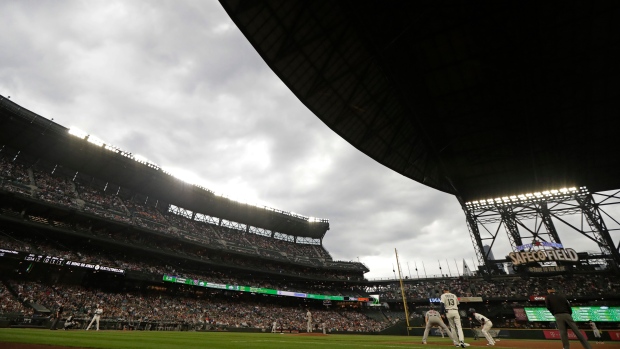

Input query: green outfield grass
[0,330,444,349]
[0,329,605,349]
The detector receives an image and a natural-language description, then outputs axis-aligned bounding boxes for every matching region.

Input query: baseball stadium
[2,1,620,349]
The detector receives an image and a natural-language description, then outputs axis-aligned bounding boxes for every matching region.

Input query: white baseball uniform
[589,321,601,340]
[474,312,495,345]
[306,311,312,332]
[86,306,103,331]
[441,292,465,345]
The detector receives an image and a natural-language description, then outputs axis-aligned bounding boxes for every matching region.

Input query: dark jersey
[545,293,571,315]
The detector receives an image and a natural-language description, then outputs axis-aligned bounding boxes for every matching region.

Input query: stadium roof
[220,0,620,203]
[0,96,329,240]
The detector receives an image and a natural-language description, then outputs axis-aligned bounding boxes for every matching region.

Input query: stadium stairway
[1,279,51,314]
[1,278,20,300]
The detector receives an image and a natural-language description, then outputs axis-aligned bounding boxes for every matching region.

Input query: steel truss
[463,189,620,274]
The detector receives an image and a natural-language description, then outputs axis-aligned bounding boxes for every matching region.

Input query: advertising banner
[459,297,483,302]
[529,295,546,302]
[162,274,361,302]
[0,248,20,258]
[543,330,588,340]
[608,331,620,341]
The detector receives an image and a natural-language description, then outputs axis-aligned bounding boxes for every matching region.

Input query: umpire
[50,302,63,330]
[545,288,592,349]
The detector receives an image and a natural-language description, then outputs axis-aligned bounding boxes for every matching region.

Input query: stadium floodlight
[68,127,88,139]
[465,186,587,209]
[133,154,150,164]
[86,135,104,147]
[104,144,120,153]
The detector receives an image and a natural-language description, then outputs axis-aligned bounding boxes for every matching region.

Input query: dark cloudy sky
[1,1,605,279]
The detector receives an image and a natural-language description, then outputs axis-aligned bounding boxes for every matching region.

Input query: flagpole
[414,261,420,279]
[422,261,428,278]
[446,259,452,277]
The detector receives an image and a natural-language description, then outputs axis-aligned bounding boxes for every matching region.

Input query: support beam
[499,206,523,251]
[575,194,620,271]
[538,202,562,244]
[463,208,493,275]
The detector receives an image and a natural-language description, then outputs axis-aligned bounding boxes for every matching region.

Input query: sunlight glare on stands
[215,185,262,207]
[104,144,120,153]
[133,154,149,163]
[87,135,105,147]
[161,167,202,186]
[68,127,88,139]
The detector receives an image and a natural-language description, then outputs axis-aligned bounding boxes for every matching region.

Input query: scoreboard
[525,307,620,322]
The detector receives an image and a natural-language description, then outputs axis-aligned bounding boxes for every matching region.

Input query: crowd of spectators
[1,284,30,315]
[3,227,618,310]
[33,172,78,208]
[2,280,384,332]
[0,154,343,269]
[0,231,366,297]
[0,155,32,195]
[369,273,619,301]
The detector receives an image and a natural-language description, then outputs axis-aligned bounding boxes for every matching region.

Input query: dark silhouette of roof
[220,0,620,202]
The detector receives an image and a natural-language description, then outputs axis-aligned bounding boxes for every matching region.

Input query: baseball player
[469,309,495,346]
[86,304,103,331]
[422,306,457,345]
[50,302,63,330]
[440,288,468,348]
[589,320,603,344]
[306,310,313,333]
[63,314,79,330]
[271,321,277,333]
